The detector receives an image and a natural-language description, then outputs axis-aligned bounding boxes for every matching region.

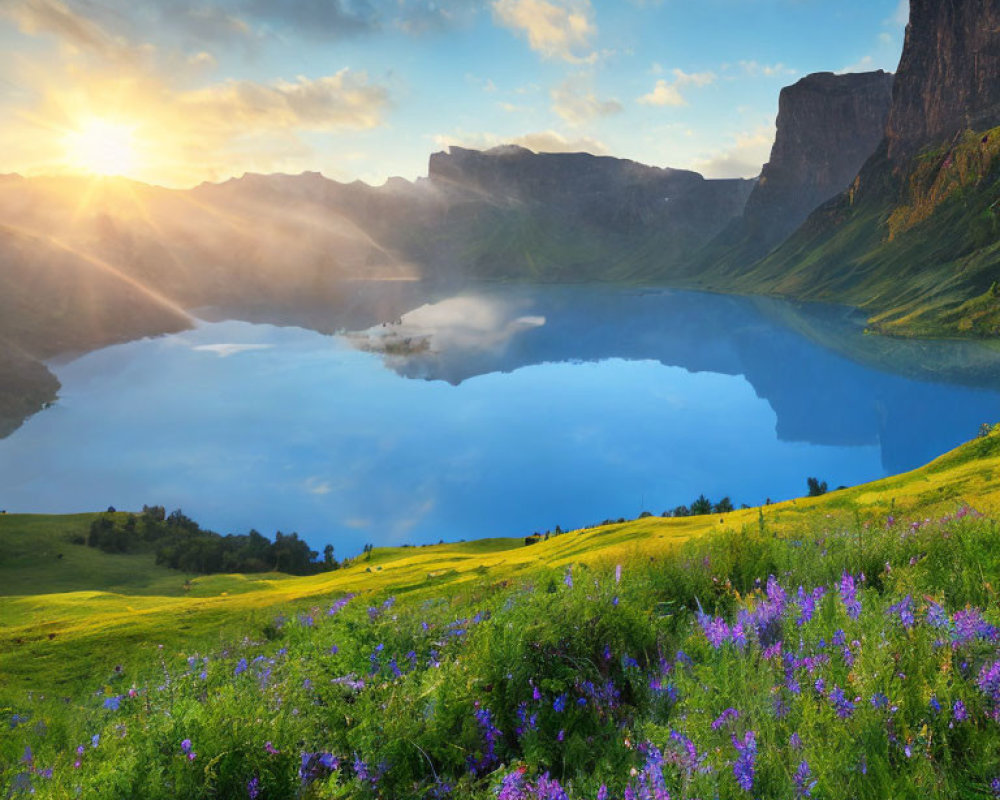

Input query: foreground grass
[3,430,1000,797]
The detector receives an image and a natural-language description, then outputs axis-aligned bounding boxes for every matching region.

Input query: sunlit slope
[3,428,1000,699]
[718,132,1000,338]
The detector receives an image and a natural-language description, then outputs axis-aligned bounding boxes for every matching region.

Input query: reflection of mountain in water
[349,286,1000,476]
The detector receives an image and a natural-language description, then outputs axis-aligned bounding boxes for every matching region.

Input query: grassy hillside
[706,130,1000,338]
[3,427,1000,700]
[4,429,1000,797]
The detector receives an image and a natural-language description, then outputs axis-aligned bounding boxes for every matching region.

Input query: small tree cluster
[86,506,338,576]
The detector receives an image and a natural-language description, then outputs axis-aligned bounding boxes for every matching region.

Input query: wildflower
[698,612,731,649]
[91,734,100,749]
[926,602,950,629]
[615,564,622,584]
[180,739,196,761]
[732,731,756,792]
[103,695,122,711]
[929,695,941,714]
[789,732,802,750]
[839,573,861,619]
[888,595,915,629]
[247,777,261,799]
[794,760,816,798]
[712,708,739,730]
[953,700,968,722]
[978,660,1000,708]
[871,693,889,709]
[564,568,573,588]
[264,741,280,755]
[553,694,567,713]
[234,658,248,676]
[497,769,527,800]
[953,609,999,647]
[829,686,856,719]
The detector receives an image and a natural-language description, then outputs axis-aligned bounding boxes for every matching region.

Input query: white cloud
[492,0,597,64]
[637,69,715,107]
[692,125,775,179]
[550,77,622,125]
[180,70,390,132]
[738,60,797,78]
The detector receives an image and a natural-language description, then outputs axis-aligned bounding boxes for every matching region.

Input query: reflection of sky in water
[1,285,999,556]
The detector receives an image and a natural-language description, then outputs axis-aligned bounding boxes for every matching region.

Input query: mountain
[0,154,753,437]
[720,0,1000,337]
[689,70,893,274]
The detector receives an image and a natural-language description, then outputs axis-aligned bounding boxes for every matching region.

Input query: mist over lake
[2,284,998,556]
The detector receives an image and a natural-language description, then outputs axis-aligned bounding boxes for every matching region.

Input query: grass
[4,428,1000,797]
[684,130,1000,339]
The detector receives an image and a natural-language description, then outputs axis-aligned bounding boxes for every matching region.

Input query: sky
[0,0,908,188]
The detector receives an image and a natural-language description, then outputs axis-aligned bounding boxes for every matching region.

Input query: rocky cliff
[688,70,893,274]
[727,0,1000,337]
[418,146,753,279]
[886,0,1000,163]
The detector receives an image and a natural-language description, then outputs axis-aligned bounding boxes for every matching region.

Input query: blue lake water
[2,285,999,556]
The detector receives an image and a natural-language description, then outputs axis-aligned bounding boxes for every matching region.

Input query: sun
[63,118,138,177]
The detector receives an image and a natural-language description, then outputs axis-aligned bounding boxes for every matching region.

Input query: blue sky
[0,0,907,187]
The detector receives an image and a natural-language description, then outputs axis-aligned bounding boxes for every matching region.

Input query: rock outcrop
[886,0,1000,162]
[727,0,1000,337]
[690,70,893,272]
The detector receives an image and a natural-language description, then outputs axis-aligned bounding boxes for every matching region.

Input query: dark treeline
[86,506,338,576]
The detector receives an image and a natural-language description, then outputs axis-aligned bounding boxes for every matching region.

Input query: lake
[2,284,999,556]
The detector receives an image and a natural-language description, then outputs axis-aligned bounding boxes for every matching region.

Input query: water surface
[2,285,998,555]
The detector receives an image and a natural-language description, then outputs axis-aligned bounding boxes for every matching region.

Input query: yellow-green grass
[3,429,1000,702]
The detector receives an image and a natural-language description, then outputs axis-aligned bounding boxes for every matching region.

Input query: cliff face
[427,145,750,238]
[887,0,1000,162]
[729,0,1000,337]
[746,71,894,241]
[689,71,893,274]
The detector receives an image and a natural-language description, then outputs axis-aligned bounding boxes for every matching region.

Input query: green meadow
[3,428,1000,798]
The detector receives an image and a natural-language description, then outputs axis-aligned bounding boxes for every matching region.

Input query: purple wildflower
[247,777,261,799]
[888,595,915,629]
[794,760,816,799]
[732,731,757,792]
[979,661,1000,717]
[953,609,999,647]
[829,686,856,718]
[953,700,968,722]
[234,658,247,676]
[839,573,861,619]
[712,708,739,730]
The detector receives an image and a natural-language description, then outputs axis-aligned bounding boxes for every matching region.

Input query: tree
[690,495,713,516]
[807,477,828,497]
[672,505,690,518]
[323,544,336,568]
[713,497,734,514]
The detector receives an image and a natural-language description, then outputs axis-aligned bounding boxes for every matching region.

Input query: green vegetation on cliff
[705,130,1000,339]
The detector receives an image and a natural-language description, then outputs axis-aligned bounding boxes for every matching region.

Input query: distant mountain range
[2,0,999,436]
